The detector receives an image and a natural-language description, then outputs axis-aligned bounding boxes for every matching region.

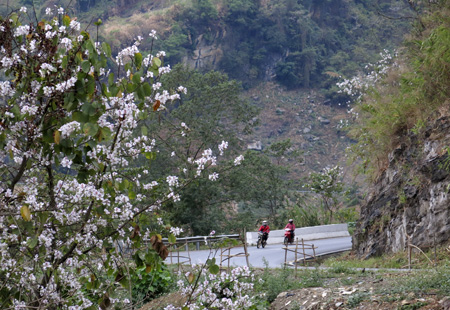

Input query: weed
[397,301,428,310]
[253,264,324,303]
[389,267,450,296]
[347,292,369,308]
[328,262,357,275]
[341,277,356,286]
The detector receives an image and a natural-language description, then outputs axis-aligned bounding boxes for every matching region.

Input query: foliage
[11,0,413,90]
[226,140,301,229]
[307,165,344,222]
[347,1,450,177]
[0,8,242,308]
[347,292,370,308]
[147,65,257,235]
[383,266,450,296]
[252,263,324,303]
[132,264,176,306]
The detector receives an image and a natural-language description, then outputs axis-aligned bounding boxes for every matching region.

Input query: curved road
[170,236,352,268]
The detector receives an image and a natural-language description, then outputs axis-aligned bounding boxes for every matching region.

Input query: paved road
[169,236,352,268]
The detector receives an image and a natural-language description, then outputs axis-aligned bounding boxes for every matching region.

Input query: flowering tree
[0,8,242,308]
[308,166,344,223]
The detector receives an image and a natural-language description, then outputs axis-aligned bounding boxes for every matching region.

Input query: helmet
[262,220,267,225]
[289,219,293,223]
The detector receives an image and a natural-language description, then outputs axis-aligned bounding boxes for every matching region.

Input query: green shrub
[132,264,175,305]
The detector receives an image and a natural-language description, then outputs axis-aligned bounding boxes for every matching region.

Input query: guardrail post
[407,235,411,270]
[295,238,298,278]
[301,238,306,266]
[284,244,288,269]
[227,248,231,272]
[312,243,316,262]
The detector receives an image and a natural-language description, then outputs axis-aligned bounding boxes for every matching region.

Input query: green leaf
[209,264,220,275]
[124,63,131,73]
[27,236,38,249]
[168,234,176,244]
[86,75,96,95]
[81,60,91,73]
[86,39,95,56]
[144,152,156,160]
[102,42,112,58]
[108,73,114,86]
[132,72,141,85]
[136,85,145,100]
[119,179,129,191]
[141,126,148,136]
[83,123,99,136]
[72,111,89,123]
[126,82,135,93]
[152,57,162,67]
[128,190,136,200]
[143,83,152,96]
[94,18,102,26]
[82,102,96,116]
[135,53,143,68]
[63,15,71,27]
[119,277,130,289]
[61,56,68,69]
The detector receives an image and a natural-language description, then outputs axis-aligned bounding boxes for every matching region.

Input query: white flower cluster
[59,121,81,138]
[336,49,397,104]
[166,266,255,310]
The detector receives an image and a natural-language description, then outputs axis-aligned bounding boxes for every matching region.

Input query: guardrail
[162,234,241,251]
[246,223,350,245]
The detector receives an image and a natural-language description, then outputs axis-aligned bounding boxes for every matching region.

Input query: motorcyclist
[258,220,270,241]
[285,219,295,242]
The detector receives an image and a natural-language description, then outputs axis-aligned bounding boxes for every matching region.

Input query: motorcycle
[256,232,268,248]
[284,228,294,245]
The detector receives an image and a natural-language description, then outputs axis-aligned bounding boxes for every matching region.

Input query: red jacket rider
[285,219,295,238]
[259,221,270,240]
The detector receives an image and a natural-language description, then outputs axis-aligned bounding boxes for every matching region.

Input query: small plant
[328,262,357,275]
[341,277,356,286]
[397,301,429,310]
[347,292,369,308]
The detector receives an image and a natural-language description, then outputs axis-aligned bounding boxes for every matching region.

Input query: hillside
[2,0,413,180]
[350,1,450,256]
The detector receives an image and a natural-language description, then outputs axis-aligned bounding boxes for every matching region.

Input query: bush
[132,264,176,305]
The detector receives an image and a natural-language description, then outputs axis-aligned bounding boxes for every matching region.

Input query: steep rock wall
[354,117,450,258]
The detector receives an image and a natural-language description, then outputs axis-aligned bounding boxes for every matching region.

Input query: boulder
[247,141,262,151]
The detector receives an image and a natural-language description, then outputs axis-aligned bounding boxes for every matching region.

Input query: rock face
[354,117,450,258]
[183,32,224,70]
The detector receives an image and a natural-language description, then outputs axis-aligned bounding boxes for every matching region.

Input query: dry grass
[101,5,174,50]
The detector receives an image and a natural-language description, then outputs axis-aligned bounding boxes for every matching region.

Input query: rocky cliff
[354,116,450,258]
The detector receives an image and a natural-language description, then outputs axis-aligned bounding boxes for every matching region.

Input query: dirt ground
[140,271,450,310]
[269,272,450,310]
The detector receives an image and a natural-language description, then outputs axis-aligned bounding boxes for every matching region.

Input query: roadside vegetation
[138,245,450,309]
[347,0,450,179]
